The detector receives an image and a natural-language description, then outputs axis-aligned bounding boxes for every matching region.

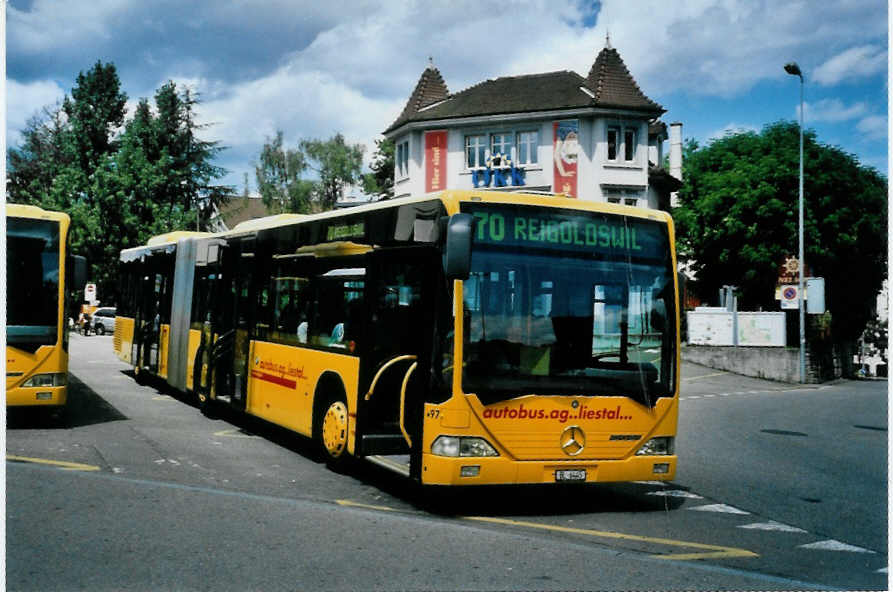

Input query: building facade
[384,43,681,210]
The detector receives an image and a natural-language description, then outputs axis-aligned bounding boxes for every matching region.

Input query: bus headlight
[431,436,499,457]
[636,436,674,456]
[22,373,67,388]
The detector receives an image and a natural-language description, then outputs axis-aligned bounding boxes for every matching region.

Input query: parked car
[91,307,117,335]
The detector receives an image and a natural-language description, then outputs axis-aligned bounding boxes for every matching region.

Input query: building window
[624,129,637,161]
[516,131,538,165]
[465,135,486,169]
[607,127,619,161]
[604,187,643,205]
[491,133,513,158]
[396,140,409,178]
[606,125,638,163]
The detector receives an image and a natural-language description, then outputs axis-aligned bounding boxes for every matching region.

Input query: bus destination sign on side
[326,222,364,241]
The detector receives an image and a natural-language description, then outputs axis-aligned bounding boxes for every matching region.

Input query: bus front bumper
[6,386,67,407]
[420,452,676,486]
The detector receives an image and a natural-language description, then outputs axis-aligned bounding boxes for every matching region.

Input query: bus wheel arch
[313,372,350,468]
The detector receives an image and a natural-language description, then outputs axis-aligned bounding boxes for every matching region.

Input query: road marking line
[336,499,398,512]
[464,516,757,560]
[738,521,807,533]
[688,503,750,515]
[6,455,100,471]
[798,539,876,553]
[683,371,729,382]
[646,490,703,499]
[333,499,756,561]
[213,428,260,439]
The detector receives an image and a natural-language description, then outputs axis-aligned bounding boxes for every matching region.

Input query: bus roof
[120,189,673,253]
[6,203,71,224]
[146,231,212,247]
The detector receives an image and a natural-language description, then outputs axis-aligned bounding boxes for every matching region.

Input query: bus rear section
[419,200,679,485]
[6,206,71,407]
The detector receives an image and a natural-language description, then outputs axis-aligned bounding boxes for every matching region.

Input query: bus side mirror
[443,213,476,280]
[69,255,87,292]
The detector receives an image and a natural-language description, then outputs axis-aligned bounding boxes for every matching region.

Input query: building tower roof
[586,46,663,112]
[384,46,663,136]
[390,60,450,131]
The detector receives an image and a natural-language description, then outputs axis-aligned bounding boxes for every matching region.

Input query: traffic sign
[780,285,799,309]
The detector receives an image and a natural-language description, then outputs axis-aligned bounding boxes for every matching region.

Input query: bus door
[208,239,254,409]
[134,253,172,376]
[359,248,439,459]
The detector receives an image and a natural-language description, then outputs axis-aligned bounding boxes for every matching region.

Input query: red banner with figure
[552,120,579,198]
[425,130,447,193]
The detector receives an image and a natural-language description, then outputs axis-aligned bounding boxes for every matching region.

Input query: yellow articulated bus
[6,204,85,407]
[115,190,679,486]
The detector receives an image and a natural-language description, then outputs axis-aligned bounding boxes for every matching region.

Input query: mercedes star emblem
[560,425,585,456]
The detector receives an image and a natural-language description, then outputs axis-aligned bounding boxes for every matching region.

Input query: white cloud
[196,66,402,161]
[856,115,888,141]
[813,45,888,86]
[6,78,66,143]
[707,123,760,141]
[9,0,888,187]
[8,0,125,53]
[592,0,887,97]
[801,99,868,123]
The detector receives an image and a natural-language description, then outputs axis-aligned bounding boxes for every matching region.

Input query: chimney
[669,122,683,208]
[669,122,683,180]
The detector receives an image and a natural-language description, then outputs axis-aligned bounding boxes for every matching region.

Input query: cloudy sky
[7,0,889,192]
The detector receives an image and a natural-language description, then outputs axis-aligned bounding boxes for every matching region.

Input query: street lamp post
[784,61,805,384]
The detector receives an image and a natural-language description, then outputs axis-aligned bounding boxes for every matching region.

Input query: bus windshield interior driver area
[461,204,675,408]
[114,190,680,487]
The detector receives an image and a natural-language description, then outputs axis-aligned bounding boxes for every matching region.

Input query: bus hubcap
[322,401,348,457]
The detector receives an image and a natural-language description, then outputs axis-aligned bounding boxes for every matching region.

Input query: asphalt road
[6,333,888,591]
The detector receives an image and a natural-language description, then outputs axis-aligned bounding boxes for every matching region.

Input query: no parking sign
[780,285,799,309]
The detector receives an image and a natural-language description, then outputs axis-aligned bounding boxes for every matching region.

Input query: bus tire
[313,379,350,470]
[133,363,146,385]
[197,390,217,418]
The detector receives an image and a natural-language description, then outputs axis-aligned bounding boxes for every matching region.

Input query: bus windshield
[461,205,675,407]
[7,217,61,346]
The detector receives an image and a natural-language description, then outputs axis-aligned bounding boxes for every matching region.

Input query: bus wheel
[133,363,146,385]
[319,399,349,467]
[196,389,217,418]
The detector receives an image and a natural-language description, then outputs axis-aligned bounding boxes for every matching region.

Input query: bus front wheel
[316,397,350,470]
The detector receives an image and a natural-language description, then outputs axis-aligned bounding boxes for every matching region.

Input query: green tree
[7,104,71,205]
[255,131,314,213]
[675,121,887,347]
[300,133,365,209]
[153,83,231,229]
[8,64,231,306]
[62,60,127,180]
[362,137,394,198]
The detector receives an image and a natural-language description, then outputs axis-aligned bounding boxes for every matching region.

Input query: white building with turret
[383,41,682,211]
